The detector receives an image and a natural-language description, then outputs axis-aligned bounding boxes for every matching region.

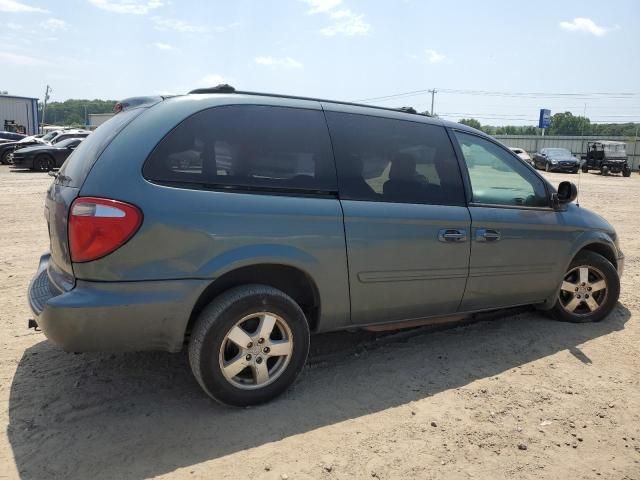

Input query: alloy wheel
[218,311,293,390]
[558,265,608,316]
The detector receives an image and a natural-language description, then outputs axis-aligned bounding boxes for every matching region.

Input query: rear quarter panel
[76,95,351,331]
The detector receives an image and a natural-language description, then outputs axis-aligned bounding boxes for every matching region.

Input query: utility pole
[428,88,437,116]
[41,84,51,133]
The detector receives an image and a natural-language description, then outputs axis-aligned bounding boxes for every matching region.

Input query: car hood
[14,145,58,155]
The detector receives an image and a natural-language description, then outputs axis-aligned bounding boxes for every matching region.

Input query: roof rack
[187,84,430,117]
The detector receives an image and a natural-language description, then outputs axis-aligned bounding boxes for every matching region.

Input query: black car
[10,138,83,171]
[0,130,90,164]
[0,131,27,142]
[533,148,579,173]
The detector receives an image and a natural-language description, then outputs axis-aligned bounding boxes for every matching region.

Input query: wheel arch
[185,263,321,342]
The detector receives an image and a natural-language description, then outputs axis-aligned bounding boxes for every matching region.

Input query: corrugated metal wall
[0,96,38,135]
[495,135,640,170]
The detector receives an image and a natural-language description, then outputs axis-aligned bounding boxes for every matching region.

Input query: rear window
[57,108,144,188]
[143,105,337,194]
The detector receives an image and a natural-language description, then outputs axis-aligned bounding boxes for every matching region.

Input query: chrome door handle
[476,228,501,242]
[438,229,467,242]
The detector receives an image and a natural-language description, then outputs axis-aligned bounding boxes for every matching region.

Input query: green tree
[458,118,482,130]
[38,99,118,126]
[547,112,591,136]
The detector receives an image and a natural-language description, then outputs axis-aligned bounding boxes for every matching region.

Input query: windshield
[41,132,58,141]
[546,148,572,157]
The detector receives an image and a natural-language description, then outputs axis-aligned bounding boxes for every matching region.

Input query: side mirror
[556,181,578,206]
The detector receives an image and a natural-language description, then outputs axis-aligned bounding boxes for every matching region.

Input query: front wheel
[623,167,631,177]
[545,162,551,172]
[35,154,54,172]
[0,150,10,165]
[189,285,310,406]
[602,166,609,176]
[582,165,589,173]
[550,251,620,323]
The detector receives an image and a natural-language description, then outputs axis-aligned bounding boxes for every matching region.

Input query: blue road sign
[539,109,551,129]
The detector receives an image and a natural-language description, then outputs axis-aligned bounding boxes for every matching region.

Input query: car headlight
[551,160,558,164]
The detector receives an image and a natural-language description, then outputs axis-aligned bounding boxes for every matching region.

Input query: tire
[550,251,620,323]
[623,168,631,178]
[545,162,551,172]
[572,169,579,174]
[581,166,589,173]
[35,154,54,172]
[0,150,10,165]
[602,166,609,176]
[189,284,310,406]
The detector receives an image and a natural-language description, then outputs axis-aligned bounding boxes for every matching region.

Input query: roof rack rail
[187,84,431,117]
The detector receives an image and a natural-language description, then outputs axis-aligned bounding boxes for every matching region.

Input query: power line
[354,88,640,103]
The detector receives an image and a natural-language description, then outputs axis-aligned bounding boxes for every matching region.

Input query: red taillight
[69,197,143,263]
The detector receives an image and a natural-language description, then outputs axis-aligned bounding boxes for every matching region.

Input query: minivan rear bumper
[28,253,208,353]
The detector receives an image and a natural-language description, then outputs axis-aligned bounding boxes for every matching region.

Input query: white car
[510,147,532,164]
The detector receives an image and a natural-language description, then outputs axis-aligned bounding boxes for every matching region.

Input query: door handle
[438,229,467,243]
[476,228,501,242]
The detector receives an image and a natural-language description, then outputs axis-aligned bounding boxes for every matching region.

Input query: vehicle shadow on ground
[8,305,631,479]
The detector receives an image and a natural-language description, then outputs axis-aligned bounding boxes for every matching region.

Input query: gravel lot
[1,165,638,480]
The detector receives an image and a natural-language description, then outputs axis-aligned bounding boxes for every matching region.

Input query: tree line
[39,99,117,126]
[458,112,639,137]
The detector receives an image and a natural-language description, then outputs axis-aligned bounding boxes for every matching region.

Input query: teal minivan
[28,86,623,406]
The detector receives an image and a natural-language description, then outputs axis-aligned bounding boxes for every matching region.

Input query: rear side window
[325,111,465,206]
[58,108,144,188]
[143,105,337,193]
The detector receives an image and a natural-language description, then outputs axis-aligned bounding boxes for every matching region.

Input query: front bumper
[28,253,209,353]
[549,163,579,172]
[10,156,33,168]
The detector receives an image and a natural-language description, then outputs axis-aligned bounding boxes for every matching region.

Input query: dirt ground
[0,165,638,480]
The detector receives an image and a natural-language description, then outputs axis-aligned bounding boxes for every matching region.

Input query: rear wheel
[623,167,631,177]
[550,251,619,323]
[0,150,10,165]
[189,285,310,406]
[581,165,589,173]
[35,154,54,172]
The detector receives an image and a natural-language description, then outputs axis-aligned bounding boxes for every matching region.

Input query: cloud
[88,0,163,15]
[198,73,230,87]
[40,18,67,31]
[152,16,206,33]
[0,0,48,13]
[425,49,446,64]
[304,0,341,14]
[153,42,175,50]
[0,51,48,66]
[559,17,609,36]
[211,21,241,33]
[320,8,370,36]
[254,56,303,69]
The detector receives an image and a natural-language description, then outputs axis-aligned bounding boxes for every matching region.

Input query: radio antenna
[576,103,587,208]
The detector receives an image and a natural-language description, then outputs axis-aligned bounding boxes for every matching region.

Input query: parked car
[533,148,579,173]
[0,131,26,142]
[0,129,89,164]
[10,137,84,171]
[509,147,532,164]
[581,141,631,177]
[28,86,623,406]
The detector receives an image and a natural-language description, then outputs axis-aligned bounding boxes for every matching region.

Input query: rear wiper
[48,171,72,183]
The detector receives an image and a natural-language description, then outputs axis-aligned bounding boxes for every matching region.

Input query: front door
[324,108,471,325]
[452,131,574,311]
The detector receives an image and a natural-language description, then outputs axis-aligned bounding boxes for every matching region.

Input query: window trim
[142,103,339,196]
[324,110,468,207]
[448,128,554,210]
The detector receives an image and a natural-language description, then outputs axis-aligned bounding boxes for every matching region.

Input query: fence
[494,135,640,170]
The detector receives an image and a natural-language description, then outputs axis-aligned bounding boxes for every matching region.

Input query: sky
[1,0,639,125]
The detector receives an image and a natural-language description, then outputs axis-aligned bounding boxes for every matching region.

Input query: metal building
[0,94,39,135]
